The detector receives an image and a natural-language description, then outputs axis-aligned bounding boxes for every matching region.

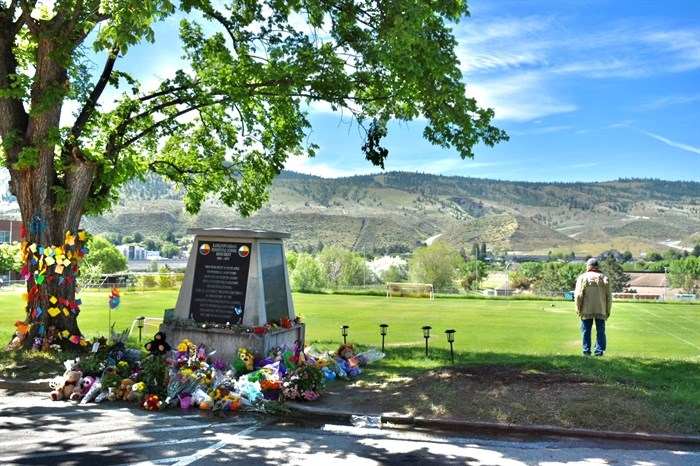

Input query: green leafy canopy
[1,0,507,220]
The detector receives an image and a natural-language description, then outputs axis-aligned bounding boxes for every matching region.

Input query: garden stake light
[137,316,146,342]
[422,326,432,357]
[379,324,389,352]
[445,329,456,364]
[341,325,349,344]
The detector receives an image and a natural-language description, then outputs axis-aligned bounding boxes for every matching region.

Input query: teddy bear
[126,381,145,403]
[50,370,82,401]
[109,378,135,401]
[41,325,59,352]
[144,331,171,355]
[70,375,96,401]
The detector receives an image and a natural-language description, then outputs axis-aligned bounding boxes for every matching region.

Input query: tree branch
[121,99,212,148]
[71,44,120,141]
[148,159,215,177]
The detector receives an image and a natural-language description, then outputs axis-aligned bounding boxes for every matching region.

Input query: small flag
[109,287,121,309]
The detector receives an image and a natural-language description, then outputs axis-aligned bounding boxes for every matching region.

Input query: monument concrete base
[160,323,306,363]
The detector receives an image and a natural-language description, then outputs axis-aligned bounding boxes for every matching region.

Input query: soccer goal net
[386,282,434,299]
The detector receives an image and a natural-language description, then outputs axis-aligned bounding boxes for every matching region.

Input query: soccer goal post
[386,282,434,299]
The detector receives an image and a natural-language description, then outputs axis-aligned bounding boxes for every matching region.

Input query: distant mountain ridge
[81,171,700,256]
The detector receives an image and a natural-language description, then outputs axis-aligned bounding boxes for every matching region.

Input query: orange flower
[279,317,292,329]
[260,380,281,390]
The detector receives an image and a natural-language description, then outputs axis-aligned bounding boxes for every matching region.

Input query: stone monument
[159,228,304,362]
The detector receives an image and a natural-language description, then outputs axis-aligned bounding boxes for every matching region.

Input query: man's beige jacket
[574,270,612,320]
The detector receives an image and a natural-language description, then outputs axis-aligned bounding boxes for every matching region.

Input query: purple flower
[213,360,227,371]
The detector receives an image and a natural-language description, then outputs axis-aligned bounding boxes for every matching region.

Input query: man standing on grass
[574,258,612,356]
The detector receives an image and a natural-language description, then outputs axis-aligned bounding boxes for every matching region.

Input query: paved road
[1,389,698,465]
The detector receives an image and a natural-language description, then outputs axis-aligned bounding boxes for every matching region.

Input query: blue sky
[283,0,700,183]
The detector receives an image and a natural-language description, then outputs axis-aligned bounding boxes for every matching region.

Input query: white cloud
[467,74,576,122]
[606,121,635,129]
[384,156,501,176]
[452,6,700,125]
[637,94,700,111]
[509,126,571,136]
[569,162,599,169]
[642,29,700,72]
[642,132,700,155]
[283,155,377,179]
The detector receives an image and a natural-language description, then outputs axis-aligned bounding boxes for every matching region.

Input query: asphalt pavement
[1,376,698,447]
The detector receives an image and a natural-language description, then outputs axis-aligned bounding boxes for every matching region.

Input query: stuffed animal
[109,378,135,401]
[80,377,102,404]
[144,331,171,355]
[32,337,42,350]
[5,330,25,351]
[50,370,82,401]
[70,375,95,401]
[71,375,96,401]
[5,320,28,351]
[41,325,59,351]
[126,381,145,403]
[321,366,337,381]
[234,347,255,373]
[336,344,361,377]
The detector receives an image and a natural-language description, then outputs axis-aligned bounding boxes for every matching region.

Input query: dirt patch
[310,365,674,434]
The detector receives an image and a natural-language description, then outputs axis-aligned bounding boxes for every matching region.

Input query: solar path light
[422,325,432,357]
[137,316,146,343]
[445,329,456,364]
[379,324,389,352]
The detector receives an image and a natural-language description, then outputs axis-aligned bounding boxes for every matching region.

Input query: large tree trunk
[9,146,96,351]
[3,22,97,352]
[13,213,90,351]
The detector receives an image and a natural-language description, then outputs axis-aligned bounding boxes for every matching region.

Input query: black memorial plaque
[189,241,252,324]
[260,243,290,322]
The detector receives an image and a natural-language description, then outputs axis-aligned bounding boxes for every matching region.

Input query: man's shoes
[583,352,591,356]
[594,352,604,357]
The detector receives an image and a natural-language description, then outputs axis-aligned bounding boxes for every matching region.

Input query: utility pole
[505,262,511,297]
[474,248,479,293]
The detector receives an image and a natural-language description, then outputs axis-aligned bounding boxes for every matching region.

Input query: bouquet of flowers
[174,339,216,371]
[240,362,283,400]
[165,368,201,406]
[281,365,324,401]
[210,386,241,411]
[174,339,196,367]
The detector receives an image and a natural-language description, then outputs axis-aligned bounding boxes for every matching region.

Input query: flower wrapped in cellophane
[164,368,201,406]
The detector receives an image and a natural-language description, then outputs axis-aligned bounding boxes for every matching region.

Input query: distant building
[0,219,22,282]
[146,250,162,260]
[0,219,22,244]
[117,244,147,260]
[626,272,684,300]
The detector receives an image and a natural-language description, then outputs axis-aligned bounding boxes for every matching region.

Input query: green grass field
[2,287,699,434]
[1,288,698,360]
